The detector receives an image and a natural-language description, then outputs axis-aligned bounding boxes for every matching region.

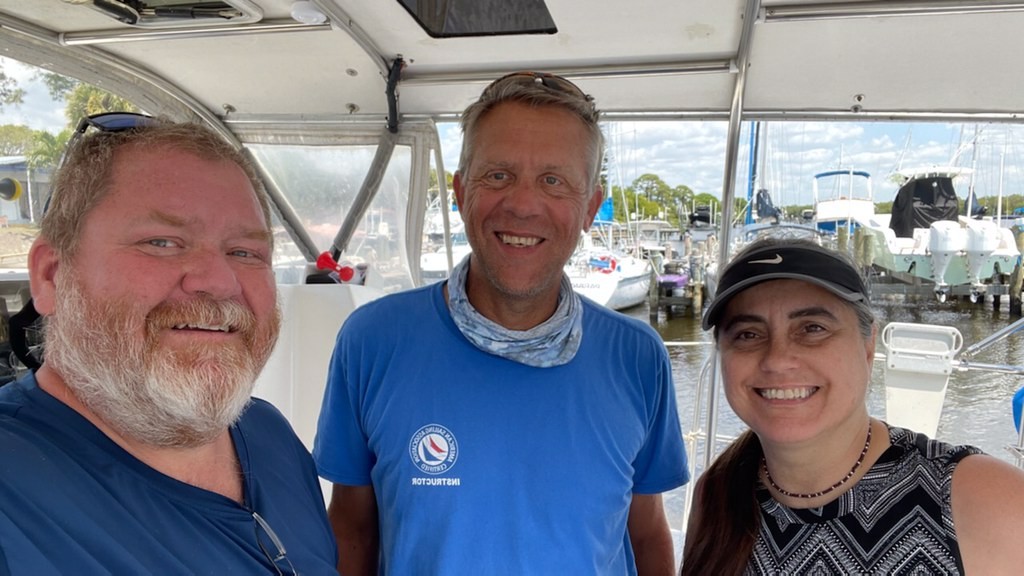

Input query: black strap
[9,298,41,371]
[385,57,404,134]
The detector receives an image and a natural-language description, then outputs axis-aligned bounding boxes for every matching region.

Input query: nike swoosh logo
[748,254,783,265]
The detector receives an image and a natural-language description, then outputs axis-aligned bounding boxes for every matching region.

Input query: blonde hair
[458,74,604,192]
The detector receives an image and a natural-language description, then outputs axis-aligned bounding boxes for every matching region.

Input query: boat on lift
[855,167,1020,302]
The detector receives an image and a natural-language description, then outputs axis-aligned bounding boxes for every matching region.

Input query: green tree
[428,168,454,191]
[672,184,695,205]
[633,173,670,204]
[427,168,457,213]
[63,84,137,127]
[610,185,664,223]
[667,184,695,225]
[732,197,748,223]
[0,62,25,112]
[692,192,719,207]
[689,192,719,221]
[36,71,78,101]
[985,193,1024,215]
[27,129,72,170]
[19,72,136,170]
[0,125,37,156]
[625,175,698,227]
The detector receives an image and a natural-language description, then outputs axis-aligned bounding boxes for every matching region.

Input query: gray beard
[43,272,279,448]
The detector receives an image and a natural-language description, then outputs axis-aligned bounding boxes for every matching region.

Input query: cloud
[440,118,1024,208]
[0,57,66,133]
[437,121,463,175]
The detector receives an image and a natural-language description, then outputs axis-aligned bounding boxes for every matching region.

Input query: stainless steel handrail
[960,315,1024,360]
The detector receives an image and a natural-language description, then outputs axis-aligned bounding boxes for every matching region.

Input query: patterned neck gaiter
[446,255,583,368]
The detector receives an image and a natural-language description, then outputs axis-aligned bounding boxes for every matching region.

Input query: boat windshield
[248,143,415,290]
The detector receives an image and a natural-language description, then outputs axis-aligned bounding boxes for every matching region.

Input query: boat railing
[955,315,1024,466]
[663,340,733,537]
[960,315,1024,362]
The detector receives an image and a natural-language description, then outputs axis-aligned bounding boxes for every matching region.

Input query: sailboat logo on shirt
[410,424,459,475]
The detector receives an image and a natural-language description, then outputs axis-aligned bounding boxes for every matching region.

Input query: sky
[439,120,1024,212]
[0,58,67,134]
[5,55,1024,213]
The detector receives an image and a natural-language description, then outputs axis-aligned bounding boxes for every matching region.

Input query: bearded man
[0,115,337,574]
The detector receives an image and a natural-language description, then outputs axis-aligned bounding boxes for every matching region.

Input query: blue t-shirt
[0,373,338,575]
[314,282,689,575]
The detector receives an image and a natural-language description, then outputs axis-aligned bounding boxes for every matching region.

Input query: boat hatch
[398,0,557,38]
[85,0,263,28]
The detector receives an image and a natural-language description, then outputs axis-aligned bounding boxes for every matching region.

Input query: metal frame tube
[763,1,1024,22]
[703,0,763,472]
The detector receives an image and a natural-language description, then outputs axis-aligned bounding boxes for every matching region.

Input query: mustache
[146,298,257,337]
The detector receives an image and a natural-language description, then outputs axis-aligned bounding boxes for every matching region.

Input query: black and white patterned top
[747,425,982,575]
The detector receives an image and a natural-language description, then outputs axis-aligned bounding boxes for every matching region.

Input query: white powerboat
[812,169,875,235]
[855,168,1020,302]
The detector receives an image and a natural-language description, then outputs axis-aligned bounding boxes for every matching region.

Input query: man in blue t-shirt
[314,72,689,575]
[0,116,337,573]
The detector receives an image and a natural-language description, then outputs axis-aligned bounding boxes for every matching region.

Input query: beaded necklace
[762,423,872,500]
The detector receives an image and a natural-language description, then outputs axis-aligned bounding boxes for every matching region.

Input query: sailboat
[566,221,652,311]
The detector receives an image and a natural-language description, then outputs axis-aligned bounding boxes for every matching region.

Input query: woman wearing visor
[681,237,1024,575]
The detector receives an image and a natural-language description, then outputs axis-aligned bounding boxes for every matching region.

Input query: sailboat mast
[967,124,980,217]
[745,121,761,225]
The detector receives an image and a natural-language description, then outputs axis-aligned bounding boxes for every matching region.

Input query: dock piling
[1010,225,1024,316]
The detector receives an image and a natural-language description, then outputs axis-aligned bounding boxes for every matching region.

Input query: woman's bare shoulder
[951,454,1024,574]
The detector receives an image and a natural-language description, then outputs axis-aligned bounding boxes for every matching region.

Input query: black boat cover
[888,175,960,238]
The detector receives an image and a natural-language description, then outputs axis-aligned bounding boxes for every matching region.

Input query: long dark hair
[681,430,762,576]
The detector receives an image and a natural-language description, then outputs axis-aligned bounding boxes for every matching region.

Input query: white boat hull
[858,216,1020,298]
[567,256,651,310]
[816,198,876,234]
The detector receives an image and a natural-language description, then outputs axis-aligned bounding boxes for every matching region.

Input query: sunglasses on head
[58,111,157,168]
[46,111,156,214]
[483,71,592,103]
[76,111,156,133]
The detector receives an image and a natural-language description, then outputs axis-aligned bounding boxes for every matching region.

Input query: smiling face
[33,144,280,447]
[716,279,876,448]
[453,102,603,327]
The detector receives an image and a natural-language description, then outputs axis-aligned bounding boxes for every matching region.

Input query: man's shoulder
[239,397,312,453]
[240,397,297,435]
[0,374,32,406]
[0,376,53,435]
[343,283,442,332]
[0,401,78,484]
[353,283,437,313]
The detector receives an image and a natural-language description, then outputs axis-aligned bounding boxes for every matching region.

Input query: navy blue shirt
[0,373,337,575]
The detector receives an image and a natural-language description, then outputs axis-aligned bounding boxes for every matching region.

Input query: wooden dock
[648,257,705,320]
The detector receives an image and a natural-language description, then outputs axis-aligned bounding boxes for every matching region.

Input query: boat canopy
[814,170,871,180]
[889,174,960,238]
